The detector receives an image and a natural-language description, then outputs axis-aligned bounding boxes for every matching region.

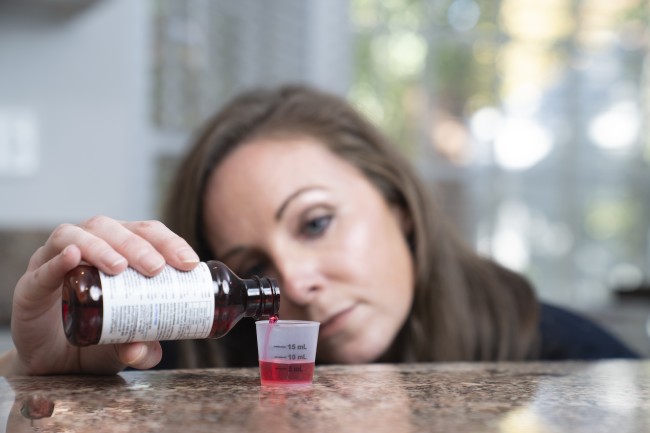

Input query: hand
[4,216,200,376]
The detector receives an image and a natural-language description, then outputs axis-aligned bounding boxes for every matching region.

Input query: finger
[17,244,83,304]
[74,345,130,375]
[122,220,200,271]
[116,342,163,370]
[78,216,166,276]
[38,222,128,275]
[26,245,49,271]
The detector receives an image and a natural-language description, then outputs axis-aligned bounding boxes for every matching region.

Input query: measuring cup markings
[271,343,309,360]
[271,344,308,350]
[258,360,315,385]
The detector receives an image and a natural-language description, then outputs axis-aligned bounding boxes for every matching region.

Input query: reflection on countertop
[2,361,650,433]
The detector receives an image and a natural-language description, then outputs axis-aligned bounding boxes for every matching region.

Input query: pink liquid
[261,315,278,360]
[259,360,315,385]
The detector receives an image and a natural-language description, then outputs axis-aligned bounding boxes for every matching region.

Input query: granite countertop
[2,360,649,433]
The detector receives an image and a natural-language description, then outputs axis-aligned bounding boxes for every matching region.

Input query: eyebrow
[274,186,325,221]
[220,186,325,261]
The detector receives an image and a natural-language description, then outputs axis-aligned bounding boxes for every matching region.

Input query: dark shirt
[538,303,639,360]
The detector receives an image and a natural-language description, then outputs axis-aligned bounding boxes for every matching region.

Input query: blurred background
[0,0,648,355]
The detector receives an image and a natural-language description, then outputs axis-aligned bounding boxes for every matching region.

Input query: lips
[318,305,356,339]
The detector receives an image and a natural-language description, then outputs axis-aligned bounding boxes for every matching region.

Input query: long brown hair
[163,85,540,367]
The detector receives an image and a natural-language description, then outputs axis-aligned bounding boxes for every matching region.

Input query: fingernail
[127,344,146,365]
[141,254,165,273]
[177,248,200,264]
[103,252,127,269]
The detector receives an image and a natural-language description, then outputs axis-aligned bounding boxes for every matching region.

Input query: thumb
[116,342,163,370]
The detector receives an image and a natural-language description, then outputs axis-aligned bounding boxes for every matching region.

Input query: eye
[301,214,332,238]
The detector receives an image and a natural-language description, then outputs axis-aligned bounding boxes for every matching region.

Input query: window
[350,0,649,307]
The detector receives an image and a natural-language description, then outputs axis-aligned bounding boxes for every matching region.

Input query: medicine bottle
[62,261,280,346]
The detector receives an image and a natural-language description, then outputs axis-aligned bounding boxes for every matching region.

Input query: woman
[0,85,637,376]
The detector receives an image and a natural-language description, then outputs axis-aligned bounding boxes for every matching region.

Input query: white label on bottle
[98,263,214,344]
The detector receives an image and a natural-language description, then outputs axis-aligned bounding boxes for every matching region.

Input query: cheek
[358,212,414,312]
[341,209,405,268]
[336,209,381,261]
[336,209,413,295]
[326,219,380,287]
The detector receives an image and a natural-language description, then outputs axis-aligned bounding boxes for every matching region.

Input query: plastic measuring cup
[255,320,320,386]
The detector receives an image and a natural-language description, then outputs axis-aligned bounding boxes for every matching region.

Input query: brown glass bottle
[62,261,280,346]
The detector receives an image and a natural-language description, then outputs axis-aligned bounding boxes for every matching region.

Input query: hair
[162,84,540,368]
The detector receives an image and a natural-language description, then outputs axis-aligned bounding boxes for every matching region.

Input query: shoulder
[538,302,639,360]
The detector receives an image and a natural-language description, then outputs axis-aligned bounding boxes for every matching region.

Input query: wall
[0,0,155,228]
[0,0,158,323]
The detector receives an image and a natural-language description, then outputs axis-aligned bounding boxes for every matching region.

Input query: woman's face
[203,136,414,364]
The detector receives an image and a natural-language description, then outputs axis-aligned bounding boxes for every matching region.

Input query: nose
[272,247,321,309]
